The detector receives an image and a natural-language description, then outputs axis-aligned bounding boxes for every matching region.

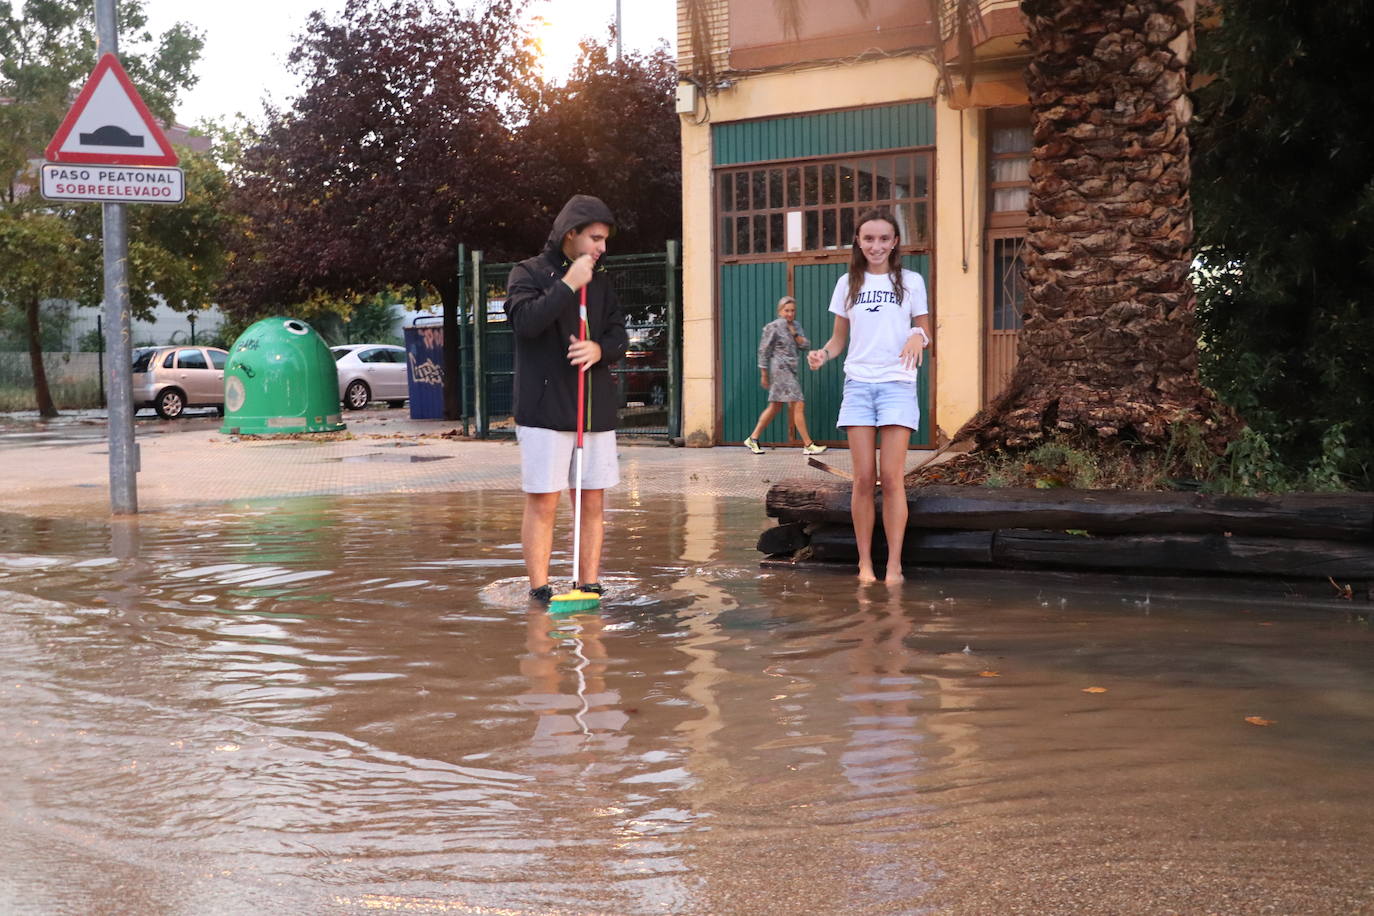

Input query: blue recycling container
[403,324,445,420]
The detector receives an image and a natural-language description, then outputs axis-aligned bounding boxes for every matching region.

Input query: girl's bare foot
[857,564,878,584]
[885,568,905,585]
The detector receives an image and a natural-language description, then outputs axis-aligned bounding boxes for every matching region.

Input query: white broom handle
[570,286,589,587]
[570,445,584,584]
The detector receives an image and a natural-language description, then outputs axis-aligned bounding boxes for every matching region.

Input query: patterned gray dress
[757,317,808,403]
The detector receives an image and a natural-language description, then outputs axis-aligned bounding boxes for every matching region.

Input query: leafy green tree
[309,294,406,347]
[1193,1,1374,488]
[0,205,83,414]
[0,0,207,415]
[96,146,231,315]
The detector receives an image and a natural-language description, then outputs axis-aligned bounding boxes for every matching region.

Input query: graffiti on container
[410,357,443,386]
[418,328,443,349]
[237,337,261,351]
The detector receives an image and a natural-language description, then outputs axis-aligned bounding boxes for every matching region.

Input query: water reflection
[521,610,630,758]
[0,492,1373,913]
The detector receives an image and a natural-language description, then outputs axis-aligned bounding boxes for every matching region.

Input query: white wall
[58,300,225,349]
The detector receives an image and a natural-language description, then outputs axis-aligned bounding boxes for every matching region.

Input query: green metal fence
[455,242,682,439]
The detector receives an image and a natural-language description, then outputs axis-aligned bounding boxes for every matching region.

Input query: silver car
[130,346,229,419]
[332,344,409,410]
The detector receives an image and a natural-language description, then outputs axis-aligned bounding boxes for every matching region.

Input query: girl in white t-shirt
[807,209,931,585]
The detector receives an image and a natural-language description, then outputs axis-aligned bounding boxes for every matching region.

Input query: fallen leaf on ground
[978,670,1000,678]
[1082,686,1107,694]
[1244,716,1276,727]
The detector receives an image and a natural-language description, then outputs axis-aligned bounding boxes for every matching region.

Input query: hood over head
[546,194,617,252]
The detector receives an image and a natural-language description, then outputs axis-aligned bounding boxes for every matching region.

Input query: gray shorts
[516,425,620,493]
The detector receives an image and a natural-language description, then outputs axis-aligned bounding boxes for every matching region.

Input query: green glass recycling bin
[220,317,345,435]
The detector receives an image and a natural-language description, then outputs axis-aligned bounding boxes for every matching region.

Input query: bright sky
[138,0,678,126]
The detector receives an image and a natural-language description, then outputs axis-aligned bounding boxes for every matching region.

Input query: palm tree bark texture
[969,0,1236,452]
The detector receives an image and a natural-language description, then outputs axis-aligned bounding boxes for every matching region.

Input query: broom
[550,285,602,614]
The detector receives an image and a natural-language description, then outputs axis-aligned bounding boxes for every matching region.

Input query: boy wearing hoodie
[505,195,629,603]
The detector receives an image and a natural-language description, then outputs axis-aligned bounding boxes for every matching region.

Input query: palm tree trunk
[25,296,58,418]
[969,0,1236,452]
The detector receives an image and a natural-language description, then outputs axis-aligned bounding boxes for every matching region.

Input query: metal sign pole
[96,0,138,514]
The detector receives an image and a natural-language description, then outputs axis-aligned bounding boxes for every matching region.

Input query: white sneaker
[802,442,828,455]
[743,437,764,455]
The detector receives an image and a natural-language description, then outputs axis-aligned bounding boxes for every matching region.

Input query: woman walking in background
[808,208,930,584]
[744,296,827,456]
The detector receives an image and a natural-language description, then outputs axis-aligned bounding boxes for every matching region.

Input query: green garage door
[723,256,932,448]
[720,261,787,445]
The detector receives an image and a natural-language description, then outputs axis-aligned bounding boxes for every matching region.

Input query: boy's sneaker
[576,582,604,595]
[743,436,764,455]
[802,442,828,455]
[529,584,554,603]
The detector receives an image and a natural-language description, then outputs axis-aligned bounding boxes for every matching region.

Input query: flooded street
[1,491,1372,914]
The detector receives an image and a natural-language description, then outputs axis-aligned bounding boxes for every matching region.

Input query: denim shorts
[836,379,921,431]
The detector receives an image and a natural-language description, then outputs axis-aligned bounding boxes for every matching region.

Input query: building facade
[676,0,1030,448]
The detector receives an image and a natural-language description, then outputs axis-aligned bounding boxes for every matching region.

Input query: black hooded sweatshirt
[505,195,628,432]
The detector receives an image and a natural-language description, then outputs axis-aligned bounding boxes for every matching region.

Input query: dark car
[618,329,668,407]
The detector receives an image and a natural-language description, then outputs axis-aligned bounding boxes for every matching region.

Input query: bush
[971,422,1357,495]
[1193,1,1374,489]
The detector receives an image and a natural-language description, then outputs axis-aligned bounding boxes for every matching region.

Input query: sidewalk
[0,410,898,519]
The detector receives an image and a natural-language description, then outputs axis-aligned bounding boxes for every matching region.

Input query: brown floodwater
[1,492,1372,915]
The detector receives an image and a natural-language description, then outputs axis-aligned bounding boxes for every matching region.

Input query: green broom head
[549,588,601,615]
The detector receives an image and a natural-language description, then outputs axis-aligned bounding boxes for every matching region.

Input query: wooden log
[919,488,1374,540]
[992,529,1374,578]
[766,478,1374,541]
[756,522,809,556]
[807,525,994,565]
[767,479,856,524]
[758,558,1373,604]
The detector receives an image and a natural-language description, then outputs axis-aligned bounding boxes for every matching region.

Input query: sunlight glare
[529,7,590,85]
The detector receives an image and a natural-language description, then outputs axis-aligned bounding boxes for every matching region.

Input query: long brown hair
[845,208,905,311]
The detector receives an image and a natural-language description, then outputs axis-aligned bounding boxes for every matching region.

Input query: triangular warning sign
[45,53,179,166]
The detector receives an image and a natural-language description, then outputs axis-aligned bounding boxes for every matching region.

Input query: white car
[332,344,409,410]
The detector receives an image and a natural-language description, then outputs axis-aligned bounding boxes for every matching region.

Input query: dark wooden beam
[766,479,1374,541]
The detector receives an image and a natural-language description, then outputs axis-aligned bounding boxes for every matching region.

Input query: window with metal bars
[716,151,934,259]
[991,235,1027,332]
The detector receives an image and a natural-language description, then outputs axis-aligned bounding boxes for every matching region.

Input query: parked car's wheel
[386,399,406,409]
[344,380,371,410]
[155,388,186,419]
[214,404,225,417]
